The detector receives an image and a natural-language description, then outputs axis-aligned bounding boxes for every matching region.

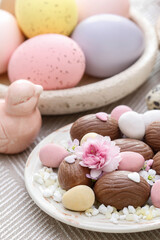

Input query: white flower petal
[90,169,102,179]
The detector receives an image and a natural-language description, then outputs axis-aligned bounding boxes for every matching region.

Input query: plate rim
[24,124,160,233]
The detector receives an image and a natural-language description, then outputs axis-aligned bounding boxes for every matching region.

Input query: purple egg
[71,14,144,78]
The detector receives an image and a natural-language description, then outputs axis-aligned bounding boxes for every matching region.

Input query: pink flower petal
[96,112,108,122]
[146,159,153,171]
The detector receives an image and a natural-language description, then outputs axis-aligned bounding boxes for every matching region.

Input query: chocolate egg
[71,14,144,78]
[70,114,121,141]
[62,185,95,211]
[152,152,160,175]
[114,138,154,160]
[118,111,145,140]
[8,34,85,90]
[58,159,92,190]
[94,171,150,210]
[143,110,160,128]
[145,122,160,151]
[118,152,145,172]
[39,143,69,168]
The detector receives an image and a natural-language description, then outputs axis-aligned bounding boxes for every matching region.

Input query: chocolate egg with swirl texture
[70,113,121,141]
[94,171,150,210]
[114,138,154,160]
[145,122,160,151]
[58,158,92,191]
[152,152,160,175]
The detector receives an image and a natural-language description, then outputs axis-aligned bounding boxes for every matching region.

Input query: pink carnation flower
[75,135,121,178]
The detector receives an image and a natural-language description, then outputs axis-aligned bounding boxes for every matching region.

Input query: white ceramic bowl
[0,8,158,115]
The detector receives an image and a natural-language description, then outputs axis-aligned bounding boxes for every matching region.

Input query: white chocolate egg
[80,132,98,145]
[143,110,160,128]
[62,185,95,211]
[118,111,145,140]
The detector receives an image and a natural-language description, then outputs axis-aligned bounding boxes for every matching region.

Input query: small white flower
[139,169,160,185]
[67,139,79,153]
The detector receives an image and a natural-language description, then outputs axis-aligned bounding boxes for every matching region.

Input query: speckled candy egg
[72,14,144,78]
[15,0,78,38]
[146,85,160,110]
[8,34,85,90]
[76,0,130,22]
[0,10,24,74]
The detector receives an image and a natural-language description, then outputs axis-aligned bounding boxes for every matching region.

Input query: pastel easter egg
[146,85,160,110]
[118,152,145,172]
[8,34,85,90]
[151,180,160,208]
[62,185,95,211]
[0,0,16,15]
[111,105,132,121]
[15,0,78,38]
[80,132,98,145]
[0,10,24,74]
[39,143,69,168]
[143,110,160,128]
[76,0,130,22]
[118,111,145,140]
[71,14,144,78]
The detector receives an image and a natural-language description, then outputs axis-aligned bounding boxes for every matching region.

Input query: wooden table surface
[1,0,160,239]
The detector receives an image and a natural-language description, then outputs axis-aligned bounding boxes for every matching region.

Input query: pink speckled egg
[76,0,130,22]
[118,152,145,172]
[151,180,160,208]
[0,10,24,74]
[8,34,85,90]
[39,143,69,168]
[111,105,132,121]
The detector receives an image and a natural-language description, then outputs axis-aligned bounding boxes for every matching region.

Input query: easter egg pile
[37,105,160,219]
[0,0,145,90]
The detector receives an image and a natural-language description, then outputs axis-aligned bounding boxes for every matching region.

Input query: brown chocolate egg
[58,159,92,190]
[70,114,121,141]
[94,171,150,210]
[145,122,160,151]
[153,151,160,174]
[114,138,154,160]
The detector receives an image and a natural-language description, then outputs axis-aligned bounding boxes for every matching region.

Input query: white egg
[143,110,160,128]
[118,111,145,140]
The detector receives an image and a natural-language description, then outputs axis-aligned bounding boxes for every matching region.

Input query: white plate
[0,9,158,115]
[25,124,160,233]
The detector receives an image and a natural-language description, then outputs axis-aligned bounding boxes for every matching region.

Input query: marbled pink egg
[118,151,145,172]
[151,180,160,208]
[111,105,132,121]
[8,34,85,90]
[39,143,69,168]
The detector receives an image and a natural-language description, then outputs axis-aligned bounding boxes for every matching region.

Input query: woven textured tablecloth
[1,0,160,239]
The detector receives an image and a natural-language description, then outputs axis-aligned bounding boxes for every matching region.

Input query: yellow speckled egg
[15,0,78,38]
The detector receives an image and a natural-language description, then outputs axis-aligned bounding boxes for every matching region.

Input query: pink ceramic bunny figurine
[0,79,43,154]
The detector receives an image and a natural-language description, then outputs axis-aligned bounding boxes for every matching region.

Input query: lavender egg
[71,14,144,78]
